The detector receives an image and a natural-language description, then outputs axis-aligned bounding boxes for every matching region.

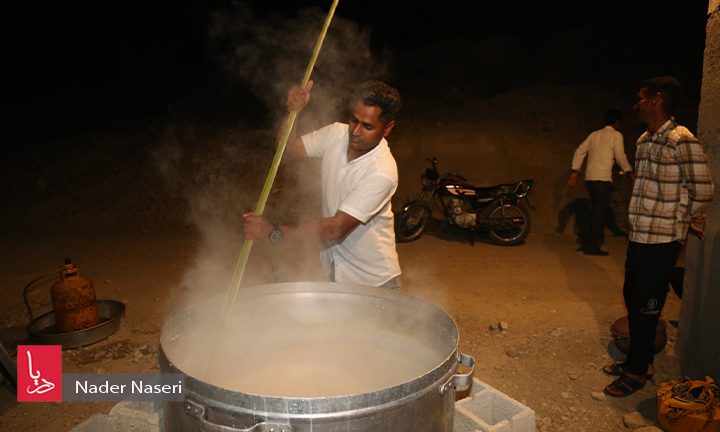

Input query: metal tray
[26,300,125,349]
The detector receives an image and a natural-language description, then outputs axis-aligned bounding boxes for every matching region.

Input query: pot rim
[159,282,461,413]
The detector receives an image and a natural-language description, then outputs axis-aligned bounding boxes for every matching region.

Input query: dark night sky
[2,0,709,141]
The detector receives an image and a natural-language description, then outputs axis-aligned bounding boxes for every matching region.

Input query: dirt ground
[0,85,684,432]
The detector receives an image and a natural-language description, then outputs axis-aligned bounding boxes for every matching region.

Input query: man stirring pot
[244,80,403,290]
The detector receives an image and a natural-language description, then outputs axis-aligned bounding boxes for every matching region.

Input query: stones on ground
[561,392,570,399]
[591,392,606,401]
[489,323,498,330]
[499,321,509,331]
[506,346,521,358]
[141,345,156,355]
[104,279,111,284]
[549,327,565,337]
[624,411,654,429]
[635,427,663,432]
[652,371,673,387]
[568,406,578,413]
[568,373,579,380]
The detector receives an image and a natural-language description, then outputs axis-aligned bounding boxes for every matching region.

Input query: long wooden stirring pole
[205,0,340,378]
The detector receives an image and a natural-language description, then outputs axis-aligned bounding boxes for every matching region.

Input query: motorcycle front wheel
[395,203,430,242]
[487,202,531,246]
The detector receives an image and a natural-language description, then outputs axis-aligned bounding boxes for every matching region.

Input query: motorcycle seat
[473,183,523,198]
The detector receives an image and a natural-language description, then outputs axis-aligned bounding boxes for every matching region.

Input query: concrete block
[69,414,117,432]
[455,378,535,432]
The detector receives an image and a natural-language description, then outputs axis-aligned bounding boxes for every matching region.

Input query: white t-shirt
[301,122,401,286]
[571,125,633,182]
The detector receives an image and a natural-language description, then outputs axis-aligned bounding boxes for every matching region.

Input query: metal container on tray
[159,282,474,432]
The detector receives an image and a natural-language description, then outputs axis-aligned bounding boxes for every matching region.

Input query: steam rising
[208,2,393,129]
[153,4,390,307]
[152,125,273,304]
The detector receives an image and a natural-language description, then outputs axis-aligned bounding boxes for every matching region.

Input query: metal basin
[160,282,474,432]
[26,300,125,349]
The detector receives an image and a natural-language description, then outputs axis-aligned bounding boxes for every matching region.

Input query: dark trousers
[584,181,613,248]
[622,241,683,376]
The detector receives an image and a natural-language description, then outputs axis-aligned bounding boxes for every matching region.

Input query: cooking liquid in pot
[205,332,441,398]
[165,292,453,399]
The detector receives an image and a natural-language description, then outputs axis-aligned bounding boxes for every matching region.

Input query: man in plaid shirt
[603,77,714,397]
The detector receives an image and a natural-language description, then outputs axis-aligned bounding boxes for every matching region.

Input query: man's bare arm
[243,210,361,243]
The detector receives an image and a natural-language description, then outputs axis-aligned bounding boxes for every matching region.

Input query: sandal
[602,363,654,379]
[603,374,646,398]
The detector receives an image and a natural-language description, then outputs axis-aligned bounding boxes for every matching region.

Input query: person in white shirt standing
[568,109,634,256]
[243,80,403,289]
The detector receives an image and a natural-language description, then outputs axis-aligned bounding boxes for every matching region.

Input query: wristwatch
[269,224,283,244]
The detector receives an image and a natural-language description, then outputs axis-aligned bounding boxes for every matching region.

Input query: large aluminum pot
[160,282,474,432]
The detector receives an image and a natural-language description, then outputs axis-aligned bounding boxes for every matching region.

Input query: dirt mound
[0,82,642,237]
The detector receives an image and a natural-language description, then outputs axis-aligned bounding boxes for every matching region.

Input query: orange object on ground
[657,376,720,432]
[51,260,100,333]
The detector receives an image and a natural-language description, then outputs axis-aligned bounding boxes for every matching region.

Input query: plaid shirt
[628,119,714,244]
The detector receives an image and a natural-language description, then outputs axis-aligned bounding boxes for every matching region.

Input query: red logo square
[17,345,62,402]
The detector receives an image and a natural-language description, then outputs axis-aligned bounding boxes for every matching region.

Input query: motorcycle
[395,157,535,245]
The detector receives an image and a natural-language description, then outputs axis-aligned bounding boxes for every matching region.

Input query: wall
[676,1,720,380]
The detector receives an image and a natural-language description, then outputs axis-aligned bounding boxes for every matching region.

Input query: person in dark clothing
[568,109,634,255]
[602,76,713,397]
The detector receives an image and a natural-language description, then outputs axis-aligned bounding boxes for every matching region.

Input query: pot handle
[440,352,475,395]
[185,400,293,432]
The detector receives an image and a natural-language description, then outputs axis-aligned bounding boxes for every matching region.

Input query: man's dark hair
[604,109,623,125]
[641,76,683,115]
[352,81,402,122]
